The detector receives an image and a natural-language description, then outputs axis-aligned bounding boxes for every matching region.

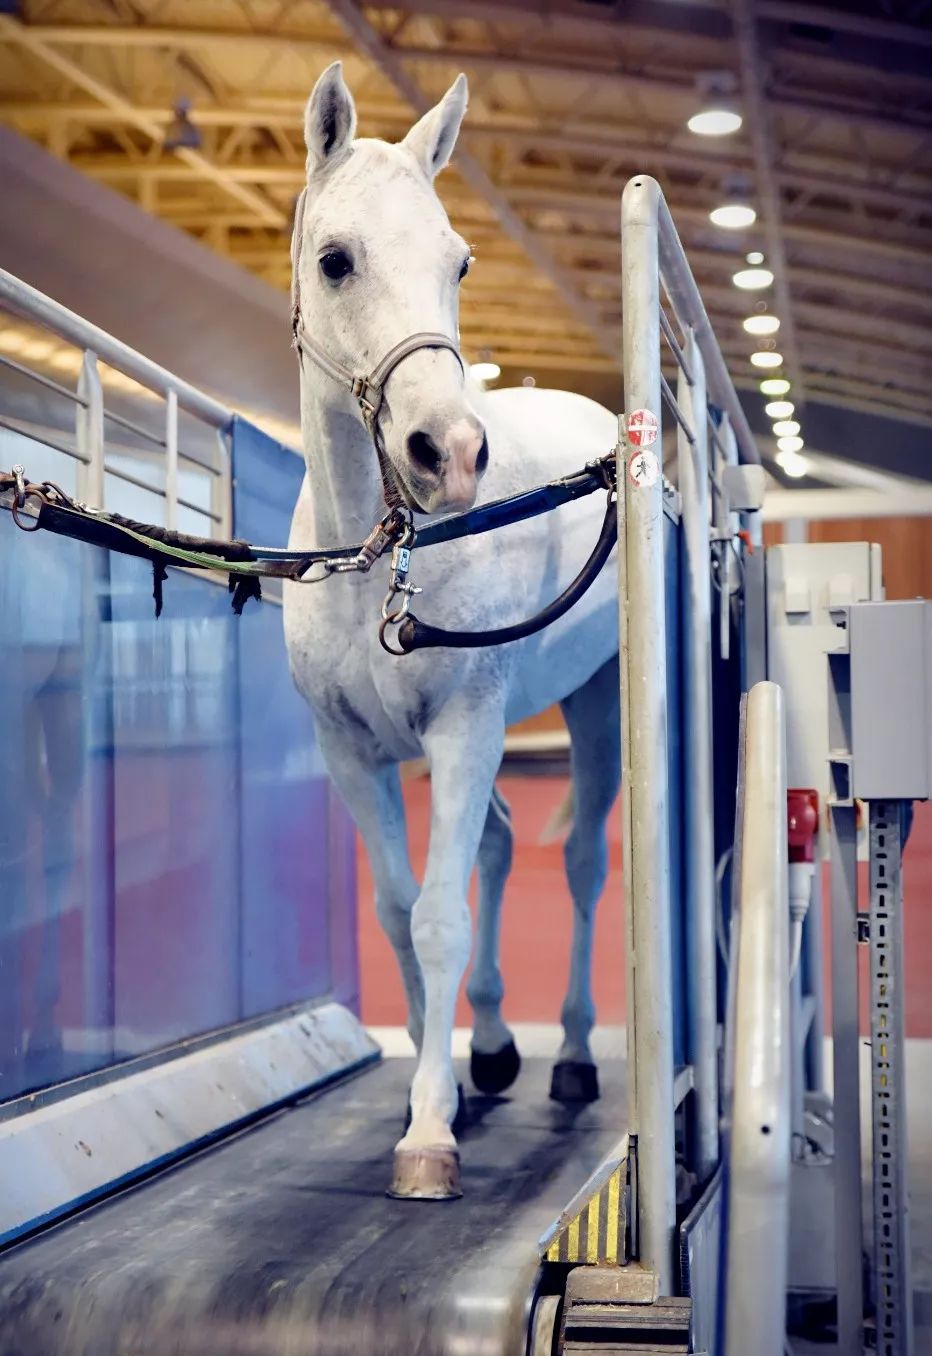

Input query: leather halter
[290,187,465,511]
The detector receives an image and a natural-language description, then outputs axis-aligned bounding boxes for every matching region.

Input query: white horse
[283,62,621,1199]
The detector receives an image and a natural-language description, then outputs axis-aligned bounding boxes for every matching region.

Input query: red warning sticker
[628,449,660,488]
[627,408,658,448]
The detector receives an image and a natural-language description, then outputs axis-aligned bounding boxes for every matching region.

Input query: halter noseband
[290,188,465,511]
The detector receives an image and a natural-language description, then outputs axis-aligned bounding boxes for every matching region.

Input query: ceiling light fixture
[164,98,201,152]
[743,314,780,335]
[470,359,501,384]
[772,419,801,438]
[733,266,774,290]
[777,435,804,454]
[777,449,809,478]
[764,400,794,419]
[760,377,791,396]
[710,202,757,229]
[750,350,783,368]
[687,71,742,136]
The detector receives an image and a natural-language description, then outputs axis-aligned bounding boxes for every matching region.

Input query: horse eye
[319,249,353,282]
[458,255,473,282]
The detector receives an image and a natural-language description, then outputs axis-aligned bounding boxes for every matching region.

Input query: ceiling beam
[732,0,805,404]
[0,14,286,229]
[8,21,926,139]
[320,0,615,358]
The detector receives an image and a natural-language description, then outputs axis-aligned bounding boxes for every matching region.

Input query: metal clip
[9,464,42,532]
[381,521,421,625]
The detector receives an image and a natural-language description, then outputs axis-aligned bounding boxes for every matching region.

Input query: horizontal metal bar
[0,267,233,431]
[104,463,221,524]
[0,414,87,462]
[659,307,693,385]
[0,352,86,405]
[660,372,696,447]
[179,447,223,476]
[654,193,761,465]
[102,405,166,447]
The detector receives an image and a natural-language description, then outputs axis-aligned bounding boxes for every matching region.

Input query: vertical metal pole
[165,387,179,532]
[619,175,676,1290]
[74,346,113,1050]
[76,349,104,506]
[677,330,719,1181]
[714,412,739,664]
[869,801,913,1356]
[213,428,233,540]
[829,803,864,1355]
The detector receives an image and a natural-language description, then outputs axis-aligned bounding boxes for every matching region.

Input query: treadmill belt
[0,1055,626,1356]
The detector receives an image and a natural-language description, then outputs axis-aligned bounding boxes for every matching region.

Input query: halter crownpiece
[290,187,465,511]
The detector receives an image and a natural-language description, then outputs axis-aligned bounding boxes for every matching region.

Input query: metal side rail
[722,682,791,1356]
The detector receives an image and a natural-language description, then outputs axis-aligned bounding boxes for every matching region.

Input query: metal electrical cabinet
[768,545,924,1356]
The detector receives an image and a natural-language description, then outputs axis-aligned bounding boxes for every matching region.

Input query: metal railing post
[678,330,719,1182]
[213,428,234,540]
[165,387,178,531]
[75,350,104,507]
[619,174,676,1289]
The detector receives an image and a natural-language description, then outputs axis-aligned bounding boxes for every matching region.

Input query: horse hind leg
[550,656,621,1104]
[466,784,521,1095]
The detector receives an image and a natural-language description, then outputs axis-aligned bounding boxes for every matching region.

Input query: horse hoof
[550,1060,600,1103]
[470,1039,521,1095]
[387,1146,462,1200]
[404,1083,467,1134]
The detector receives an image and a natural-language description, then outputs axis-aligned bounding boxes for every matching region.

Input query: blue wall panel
[0,419,357,1105]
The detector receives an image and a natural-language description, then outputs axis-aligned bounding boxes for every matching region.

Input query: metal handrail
[723,680,791,1356]
[0,268,234,538]
[0,268,232,429]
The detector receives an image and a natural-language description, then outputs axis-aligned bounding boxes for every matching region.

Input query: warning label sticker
[628,449,660,488]
[626,408,658,448]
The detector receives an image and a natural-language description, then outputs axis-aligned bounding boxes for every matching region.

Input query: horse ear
[304,61,357,170]
[403,74,468,180]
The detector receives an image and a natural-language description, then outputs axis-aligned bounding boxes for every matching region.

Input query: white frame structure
[618,175,790,1307]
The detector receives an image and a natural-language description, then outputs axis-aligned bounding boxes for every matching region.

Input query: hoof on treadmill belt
[550,1060,600,1103]
[404,1083,468,1134]
[388,1146,462,1201]
[470,1039,521,1095]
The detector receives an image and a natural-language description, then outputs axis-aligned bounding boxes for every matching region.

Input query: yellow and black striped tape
[539,1137,628,1266]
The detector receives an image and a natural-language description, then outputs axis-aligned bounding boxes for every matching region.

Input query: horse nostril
[475,434,489,476]
[407,430,444,478]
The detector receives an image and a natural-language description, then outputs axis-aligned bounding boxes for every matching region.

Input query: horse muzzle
[404,416,489,513]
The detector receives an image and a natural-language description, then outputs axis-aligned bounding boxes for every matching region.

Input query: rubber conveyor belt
[0,1055,626,1356]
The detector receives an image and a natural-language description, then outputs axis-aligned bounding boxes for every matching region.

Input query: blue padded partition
[0,419,357,1106]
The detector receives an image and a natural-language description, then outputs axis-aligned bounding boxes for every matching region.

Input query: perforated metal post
[619,175,676,1289]
[677,329,719,1181]
[869,800,913,1356]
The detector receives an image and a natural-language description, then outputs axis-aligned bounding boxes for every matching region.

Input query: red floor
[358,775,932,1037]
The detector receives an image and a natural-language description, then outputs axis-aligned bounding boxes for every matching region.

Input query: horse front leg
[467,786,522,1094]
[391,701,505,1200]
[315,726,424,1049]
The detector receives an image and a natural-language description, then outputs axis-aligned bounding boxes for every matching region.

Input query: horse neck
[299,369,384,547]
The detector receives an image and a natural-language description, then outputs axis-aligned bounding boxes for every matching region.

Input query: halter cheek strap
[290,188,465,511]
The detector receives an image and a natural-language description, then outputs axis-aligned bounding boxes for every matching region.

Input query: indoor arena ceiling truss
[0,0,930,426]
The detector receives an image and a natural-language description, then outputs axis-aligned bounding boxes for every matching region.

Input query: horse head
[295,62,488,515]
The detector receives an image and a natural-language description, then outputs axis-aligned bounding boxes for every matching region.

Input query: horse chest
[284,579,438,761]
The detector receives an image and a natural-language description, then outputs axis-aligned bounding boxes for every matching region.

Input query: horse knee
[411,895,471,973]
[376,891,414,950]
